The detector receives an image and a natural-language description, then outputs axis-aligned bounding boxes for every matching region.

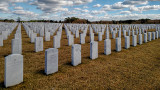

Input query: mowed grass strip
[0,25,160,89]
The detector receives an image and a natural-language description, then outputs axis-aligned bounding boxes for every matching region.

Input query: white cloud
[130,5,160,13]
[13,9,39,19]
[91,10,105,15]
[83,6,88,8]
[100,14,160,21]
[31,0,93,13]
[10,0,28,3]
[102,2,131,11]
[74,8,81,10]
[81,9,89,13]
[93,4,101,7]
[74,0,93,5]
[14,6,24,10]
[119,11,131,14]
[122,0,148,5]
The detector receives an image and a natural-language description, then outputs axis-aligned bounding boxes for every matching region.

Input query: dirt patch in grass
[0,25,160,89]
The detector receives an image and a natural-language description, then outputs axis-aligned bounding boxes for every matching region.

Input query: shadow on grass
[0,82,5,88]
[63,62,72,66]
[36,70,46,75]
[3,54,10,57]
[83,56,90,59]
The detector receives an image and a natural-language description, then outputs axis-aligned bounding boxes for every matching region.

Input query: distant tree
[4,19,8,22]
[17,17,21,22]
[64,17,79,23]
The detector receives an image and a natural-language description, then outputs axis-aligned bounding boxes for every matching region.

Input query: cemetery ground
[0,25,160,89]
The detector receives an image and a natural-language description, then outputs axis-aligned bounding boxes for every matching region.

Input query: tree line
[0,17,160,24]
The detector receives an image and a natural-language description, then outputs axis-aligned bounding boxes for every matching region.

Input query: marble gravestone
[53,35,60,48]
[90,41,98,59]
[45,48,58,75]
[116,38,121,52]
[45,32,50,41]
[106,30,110,39]
[0,35,3,46]
[132,35,137,47]
[139,34,142,45]
[132,30,135,36]
[155,31,158,39]
[125,36,130,49]
[35,37,43,52]
[71,44,81,66]
[148,32,151,41]
[2,31,8,40]
[144,33,147,43]
[40,29,44,37]
[152,32,155,40]
[112,31,116,39]
[118,30,121,38]
[136,29,138,35]
[104,39,111,55]
[98,32,102,41]
[90,33,94,42]
[80,34,85,44]
[31,33,37,43]
[75,30,79,38]
[4,54,23,88]
[12,39,22,54]
[68,35,74,46]
[123,30,126,37]
[128,30,131,36]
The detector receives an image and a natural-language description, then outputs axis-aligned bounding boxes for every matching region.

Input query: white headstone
[128,30,131,36]
[152,32,155,40]
[35,37,43,52]
[31,33,37,43]
[98,32,102,41]
[12,39,22,54]
[53,35,60,48]
[155,31,158,39]
[45,32,50,41]
[4,54,23,87]
[106,30,109,39]
[40,29,44,37]
[90,41,98,59]
[116,38,121,52]
[90,33,94,42]
[132,35,137,47]
[125,36,130,49]
[71,44,81,66]
[144,33,147,43]
[136,29,138,35]
[45,48,58,75]
[75,30,79,38]
[80,34,85,44]
[112,31,116,39]
[68,35,74,46]
[0,35,3,46]
[138,34,142,45]
[123,30,126,37]
[118,30,121,38]
[148,32,151,41]
[132,30,135,36]
[2,31,8,40]
[104,39,111,55]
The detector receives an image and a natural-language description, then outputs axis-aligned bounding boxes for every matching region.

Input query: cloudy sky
[0,0,160,21]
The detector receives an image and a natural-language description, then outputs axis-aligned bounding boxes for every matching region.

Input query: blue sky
[0,0,160,21]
